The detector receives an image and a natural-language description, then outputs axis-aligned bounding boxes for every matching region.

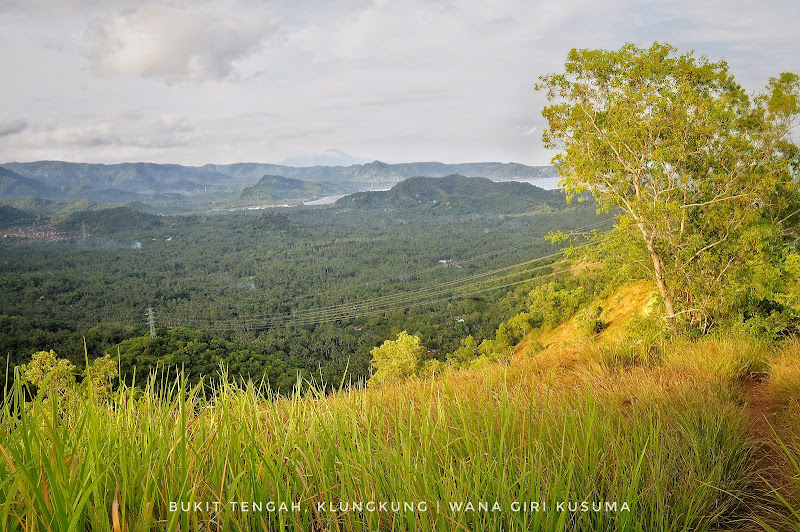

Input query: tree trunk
[646,239,676,318]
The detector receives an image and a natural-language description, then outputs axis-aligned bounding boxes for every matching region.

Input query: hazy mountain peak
[279,149,371,167]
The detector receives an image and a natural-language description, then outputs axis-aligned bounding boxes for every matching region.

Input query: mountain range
[0,160,557,214]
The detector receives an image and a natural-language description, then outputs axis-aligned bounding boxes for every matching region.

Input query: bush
[20,350,119,398]
[597,314,668,368]
[527,281,589,328]
[369,331,426,387]
[20,350,76,396]
[576,304,606,336]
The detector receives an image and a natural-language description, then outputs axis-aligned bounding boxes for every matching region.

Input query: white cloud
[4,116,202,155]
[93,3,276,82]
[156,114,195,133]
[1,0,798,165]
[0,119,28,137]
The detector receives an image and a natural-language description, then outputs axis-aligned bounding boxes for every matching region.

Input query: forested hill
[0,205,44,230]
[333,175,565,214]
[53,206,164,236]
[236,174,343,202]
[0,165,62,200]
[48,205,293,237]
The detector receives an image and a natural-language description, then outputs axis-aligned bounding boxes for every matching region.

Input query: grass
[756,339,800,532]
[0,336,786,531]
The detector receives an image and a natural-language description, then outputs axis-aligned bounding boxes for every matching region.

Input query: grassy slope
[1,282,800,531]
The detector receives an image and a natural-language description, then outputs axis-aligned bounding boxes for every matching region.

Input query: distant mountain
[236,175,343,202]
[0,166,62,200]
[334,175,565,214]
[279,149,371,167]
[203,161,556,184]
[3,161,233,193]
[2,160,557,212]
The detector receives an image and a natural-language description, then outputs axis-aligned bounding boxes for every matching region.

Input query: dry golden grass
[520,279,656,358]
[765,338,800,412]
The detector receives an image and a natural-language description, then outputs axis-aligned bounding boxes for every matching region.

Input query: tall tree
[537,42,800,327]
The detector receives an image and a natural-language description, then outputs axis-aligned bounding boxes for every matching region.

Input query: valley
[0,174,601,394]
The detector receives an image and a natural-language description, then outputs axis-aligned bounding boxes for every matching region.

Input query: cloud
[0,119,28,137]
[2,0,799,166]
[93,3,276,82]
[27,123,117,148]
[156,114,195,133]
[9,116,201,152]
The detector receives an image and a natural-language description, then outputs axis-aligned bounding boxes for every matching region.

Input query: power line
[240,247,568,324]
[175,236,608,333]
[202,263,580,332]
[171,217,614,308]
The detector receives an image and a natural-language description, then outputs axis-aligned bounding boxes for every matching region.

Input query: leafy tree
[537,42,800,328]
[369,331,426,387]
[84,354,119,398]
[20,350,119,398]
[20,350,76,396]
[448,335,479,366]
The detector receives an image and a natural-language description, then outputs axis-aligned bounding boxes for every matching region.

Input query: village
[2,225,76,242]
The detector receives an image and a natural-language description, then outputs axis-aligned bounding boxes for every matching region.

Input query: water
[303,195,347,206]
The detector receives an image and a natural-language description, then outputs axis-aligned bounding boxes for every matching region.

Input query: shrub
[369,331,426,387]
[20,350,76,396]
[576,304,606,336]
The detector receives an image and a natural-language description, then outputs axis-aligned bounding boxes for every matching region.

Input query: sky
[0,0,798,167]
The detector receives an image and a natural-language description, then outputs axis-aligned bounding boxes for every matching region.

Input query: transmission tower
[147,307,156,339]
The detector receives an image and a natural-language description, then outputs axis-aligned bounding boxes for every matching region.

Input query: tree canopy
[537,42,800,329]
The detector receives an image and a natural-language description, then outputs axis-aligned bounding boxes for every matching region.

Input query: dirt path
[742,378,791,531]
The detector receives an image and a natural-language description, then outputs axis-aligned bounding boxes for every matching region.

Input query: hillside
[524,279,656,357]
[0,196,106,216]
[0,166,62,200]
[5,277,800,530]
[236,174,343,202]
[333,174,565,214]
[53,206,164,235]
[0,205,44,230]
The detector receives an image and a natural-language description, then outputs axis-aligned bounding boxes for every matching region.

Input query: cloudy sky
[0,0,798,167]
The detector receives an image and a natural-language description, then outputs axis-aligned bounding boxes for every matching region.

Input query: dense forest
[0,176,605,392]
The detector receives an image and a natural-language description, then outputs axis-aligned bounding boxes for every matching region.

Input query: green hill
[334,174,565,214]
[0,205,45,230]
[0,196,105,217]
[54,206,163,235]
[236,175,342,202]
